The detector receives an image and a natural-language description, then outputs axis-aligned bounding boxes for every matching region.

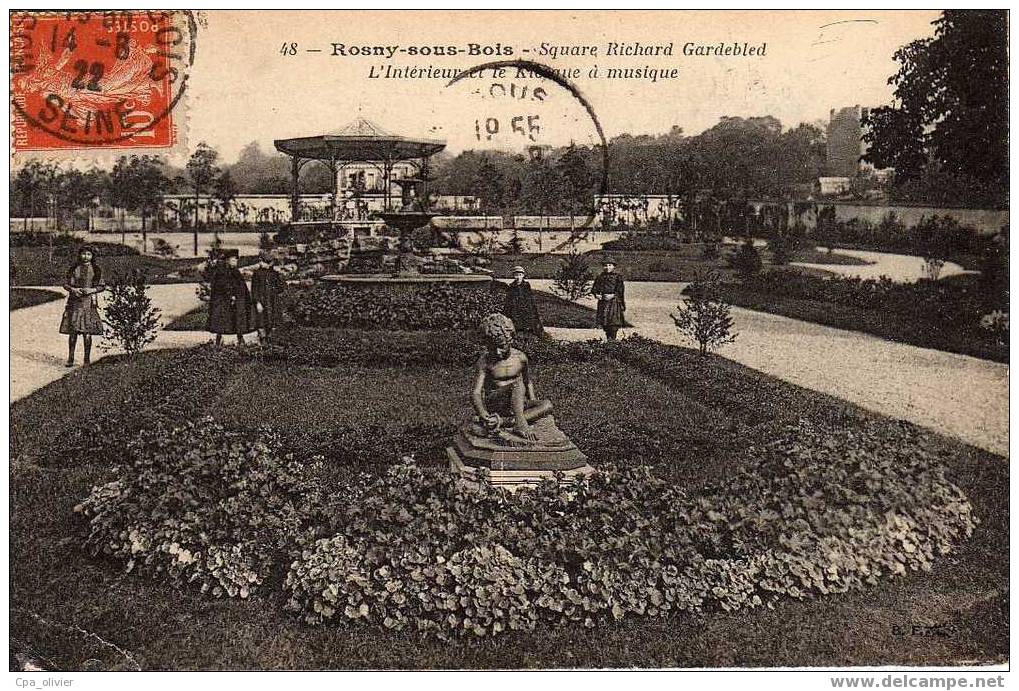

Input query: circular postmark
[443,59,609,235]
[10,10,196,150]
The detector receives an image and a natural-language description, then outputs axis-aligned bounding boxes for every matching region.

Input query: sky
[19,10,945,166]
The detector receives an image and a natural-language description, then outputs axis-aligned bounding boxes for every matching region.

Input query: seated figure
[471,313,552,442]
[448,313,591,488]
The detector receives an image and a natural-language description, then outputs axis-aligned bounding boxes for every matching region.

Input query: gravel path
[792,247,974,282]
[10,283,209,402]
[532,280,1009,457]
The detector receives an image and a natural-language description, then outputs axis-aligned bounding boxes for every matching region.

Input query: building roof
[274,118,446,162]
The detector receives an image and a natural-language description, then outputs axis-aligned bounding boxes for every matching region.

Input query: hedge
[289,283,502,330]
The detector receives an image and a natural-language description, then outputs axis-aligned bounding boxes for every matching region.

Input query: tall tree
[11,160,59,229]
[554,144,595,226]
[55,169,99,232]
[863,11,1008,205]
[473,157,506,215]
[521,160,564,249]
[185,142,220,255]
[110,156,168,247]
[213,170,237,227]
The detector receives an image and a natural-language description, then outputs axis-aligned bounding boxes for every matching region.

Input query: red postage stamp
[10,10,195,152]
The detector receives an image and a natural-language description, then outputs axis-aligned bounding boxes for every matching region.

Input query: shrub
[701,242,720,260]
[673,278,738,355]
[101,270,162,355]
[602,235,686,252]
[979,311,1009,347]
[75,418,327,599]
[9,231,76,248]
[552,249,594,301]
[728,239,762,277]
[55,241,139,257]
[150,238,178,258]
[709,270,1007,361]
[505,229,526,254]
[767,234,805,266]
[289,283,501,331]
[979,241,1009,299]
[195,243,222,303]
[284,419,975,639]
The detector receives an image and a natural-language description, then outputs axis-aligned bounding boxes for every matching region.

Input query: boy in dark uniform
[502,265,544,338]
[250,251,286,343]
[206,249,252,346]
[591,256,626,340]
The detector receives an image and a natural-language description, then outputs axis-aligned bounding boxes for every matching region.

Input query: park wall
[12,195,1008,236]
[597,195,1009,235]
[827,203,1008,234]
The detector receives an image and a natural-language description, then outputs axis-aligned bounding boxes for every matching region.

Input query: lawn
[9,328,1007,669]
[488,246,863,282]
[10,288,64,311]
[712,273,1008,363]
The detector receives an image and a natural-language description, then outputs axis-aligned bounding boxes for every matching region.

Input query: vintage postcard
[8,8,1009,681]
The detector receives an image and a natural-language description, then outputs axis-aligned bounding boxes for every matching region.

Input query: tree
[185,142,220,255]
[110,156,168,250]
[521,159,564,250]
[473,157,506,215]
[56,168,102,233]
[552,249,594,302]
[555,144,595,227]
[101,270,162,355]
[863,11,1008,205]
[673,277,738,355]
[213,170,237,230]
[11,160,59,230]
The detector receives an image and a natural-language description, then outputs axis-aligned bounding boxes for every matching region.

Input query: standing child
[206,249,252,346]
[592,256,626,340]
[250,251,286,343]
[60,245,105,367]
[502,265,544,338]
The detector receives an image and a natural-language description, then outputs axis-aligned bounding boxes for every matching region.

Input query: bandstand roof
[273,118,446,162]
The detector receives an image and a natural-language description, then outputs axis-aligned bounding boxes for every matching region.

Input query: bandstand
[273,118,446,227]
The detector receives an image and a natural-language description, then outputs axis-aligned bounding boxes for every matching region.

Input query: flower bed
[284,419,975,638]
[76,418,327,598]
[73,395,976,640]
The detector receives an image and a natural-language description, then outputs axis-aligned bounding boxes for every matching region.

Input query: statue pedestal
[446,415,594,491]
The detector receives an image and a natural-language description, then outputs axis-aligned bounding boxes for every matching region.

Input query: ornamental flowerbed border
[70,335,978,642]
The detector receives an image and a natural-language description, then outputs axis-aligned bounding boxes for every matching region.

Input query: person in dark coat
[206,249,252,346]
[592,256,626,340]
[502,265,544,338]
[60,245,105,366]
[250,251,286,343]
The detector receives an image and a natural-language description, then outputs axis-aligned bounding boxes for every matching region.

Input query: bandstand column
[328,155,338,226]
[383,159,393,212]
[289,155,302,222]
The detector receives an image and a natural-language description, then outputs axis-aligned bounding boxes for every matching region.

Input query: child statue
[471,313,552,442]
